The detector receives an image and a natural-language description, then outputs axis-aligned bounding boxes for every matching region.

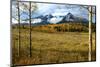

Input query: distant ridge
[12,12,89,26]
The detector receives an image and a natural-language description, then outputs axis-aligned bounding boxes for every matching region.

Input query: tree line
[12,22,96,33]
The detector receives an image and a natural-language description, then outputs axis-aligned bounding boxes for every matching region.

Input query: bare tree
[13,1,37,57]
[88,6,92,61]
[66,5,95,61]
[82,6,96,61]
[29,1,32,57]
[17,1,20,56]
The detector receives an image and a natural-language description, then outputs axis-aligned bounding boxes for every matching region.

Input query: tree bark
[29,2,32,57]
[17,1,20,57]
[89,6,92,61]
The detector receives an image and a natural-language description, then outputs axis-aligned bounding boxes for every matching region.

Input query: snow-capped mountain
[62,12,75,22]
[14,12,88,26]
[58,12,88,24]
[32,12,88,25]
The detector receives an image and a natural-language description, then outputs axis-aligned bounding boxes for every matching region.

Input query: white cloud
[49,17,63,23]
[12,18,18,24]
[32,18,42,23]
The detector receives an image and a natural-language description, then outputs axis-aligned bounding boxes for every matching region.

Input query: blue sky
[12,1,96,23]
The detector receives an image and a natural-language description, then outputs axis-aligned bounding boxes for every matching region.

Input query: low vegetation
[12,23,96,33]
[12,23,96,65]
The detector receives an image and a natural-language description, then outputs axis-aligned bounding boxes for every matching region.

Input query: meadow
[12,23,96,66]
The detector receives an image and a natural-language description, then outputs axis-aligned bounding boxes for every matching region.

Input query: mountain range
[15,12,89,26]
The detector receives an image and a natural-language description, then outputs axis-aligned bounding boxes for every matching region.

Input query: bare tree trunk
[29,2,32,57]
[17,1,20,57]
[88,6,92,61]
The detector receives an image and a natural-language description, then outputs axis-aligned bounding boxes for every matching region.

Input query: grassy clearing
[12,28,96,65]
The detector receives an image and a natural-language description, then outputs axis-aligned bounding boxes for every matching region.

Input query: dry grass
[12,28,96,66]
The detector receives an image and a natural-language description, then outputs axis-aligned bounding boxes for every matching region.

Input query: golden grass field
[12,27,96,65]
